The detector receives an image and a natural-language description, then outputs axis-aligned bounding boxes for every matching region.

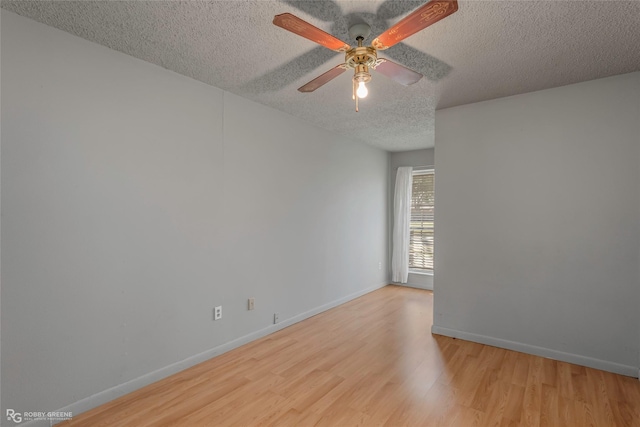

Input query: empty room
[1,1,639,426]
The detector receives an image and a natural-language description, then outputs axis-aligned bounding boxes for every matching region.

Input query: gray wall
[389,148,434,290]
[1,11,389,420]
[433,72,640,376]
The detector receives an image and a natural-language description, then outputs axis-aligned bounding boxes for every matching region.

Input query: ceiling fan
[273,0,458,111]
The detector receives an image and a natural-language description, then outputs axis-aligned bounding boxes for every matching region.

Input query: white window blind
[409,170,434,271]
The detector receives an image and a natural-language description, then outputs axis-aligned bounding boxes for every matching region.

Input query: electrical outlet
[214,305,222,320]
[378,261,382,270]
[273,312,280,324]
[248,298,255,311]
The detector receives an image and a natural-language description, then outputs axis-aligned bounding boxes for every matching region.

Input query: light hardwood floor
[61,285,640,426]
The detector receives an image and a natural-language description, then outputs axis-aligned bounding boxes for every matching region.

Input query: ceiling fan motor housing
[345,46,377,71]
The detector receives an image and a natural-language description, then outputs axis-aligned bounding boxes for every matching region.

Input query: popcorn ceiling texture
[2,0,639,151]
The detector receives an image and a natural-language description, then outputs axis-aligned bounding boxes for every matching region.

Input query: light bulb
[356,81,368,98]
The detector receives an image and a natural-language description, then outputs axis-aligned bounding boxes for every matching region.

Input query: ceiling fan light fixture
[356,81,368,98]
[354,68,371,100]
[353,64,372,109]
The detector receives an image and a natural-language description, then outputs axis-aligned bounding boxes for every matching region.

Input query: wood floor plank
[612,400,639,427]
[557,395,576,427]
[556,361,574,399]
[574,400,599,427]
[512,352,531,388]
[522,355,543,427]
[586,367,616,426]
[451,405,485,427]
[539,383,559,427]
[502,383,526,424]
[481,379,511,426]
[470,368,501,413]
[59,286,640,426]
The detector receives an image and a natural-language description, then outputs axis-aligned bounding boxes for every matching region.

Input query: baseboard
[393,282,433,291]
[390,272,433,291]
[431,325,638,378]
[17,282,388,427]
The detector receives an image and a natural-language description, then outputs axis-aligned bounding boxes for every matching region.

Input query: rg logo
[6,409,22,423]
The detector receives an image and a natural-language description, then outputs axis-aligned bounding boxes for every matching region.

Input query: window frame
[409,168,434,274]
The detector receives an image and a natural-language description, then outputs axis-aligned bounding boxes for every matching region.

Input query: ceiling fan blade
[273,13,350,52]
[372,0,458,50]
[243,46,338,93]
[373,58,423,86]
[298,65,347,92]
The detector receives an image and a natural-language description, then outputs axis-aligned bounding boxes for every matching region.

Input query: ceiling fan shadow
[282,0,343,22]
[241,46,338,93]
[384,43,452,82]
[376,0,426,21]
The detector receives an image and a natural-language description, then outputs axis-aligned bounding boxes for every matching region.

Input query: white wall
[389,149,435,290]
[0,10,389,422]
[433,72,640,376]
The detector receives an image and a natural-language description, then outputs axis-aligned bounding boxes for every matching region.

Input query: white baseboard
[431,325,638,378]
[392,282,433,291]
[15,283,388,427]
[390,272,433,291]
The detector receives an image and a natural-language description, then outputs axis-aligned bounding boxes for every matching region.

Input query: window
[409,170,434,271]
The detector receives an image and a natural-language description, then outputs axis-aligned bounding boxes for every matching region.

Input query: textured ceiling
[2,0,640,151]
